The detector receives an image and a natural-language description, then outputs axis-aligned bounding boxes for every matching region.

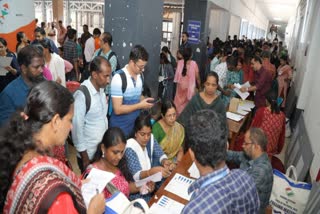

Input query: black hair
[182,31,189,37]
[133,113,152,134]
[41,22,46,28]
[252,55,263,64]
[89,56,111,75]
[91,127,133,182]
[16,32,25,52]
[93,28,101,36]
[205,71,219,85]
[0,81,74,210]
[161,46,171,55]
[67,28,77,40]
[160,52,169,64]
[101,32,112,46]
[0,37,7,47]
[161,100,176,116]
[34,27,46,36]
[182,47,192,76]
[226,56,238,69]
[266,88,280,114]
[39,39,53,54]
[17,45,43,67]
[280,55,289,63]
[261,51,271,59]
[185,110,227,168]
[129,45,149,62]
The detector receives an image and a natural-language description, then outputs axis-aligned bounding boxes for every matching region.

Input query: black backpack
[97,49,121,72]
[67,85,91,146]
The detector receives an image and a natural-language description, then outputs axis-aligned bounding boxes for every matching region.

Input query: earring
[102,152,105,158]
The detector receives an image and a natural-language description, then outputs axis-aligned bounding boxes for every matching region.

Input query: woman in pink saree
[277,55,292,108]
[174,47,200,115]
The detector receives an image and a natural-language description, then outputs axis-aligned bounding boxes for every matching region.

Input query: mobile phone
[147,98,160,104]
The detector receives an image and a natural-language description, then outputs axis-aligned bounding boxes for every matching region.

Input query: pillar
[183,0,212,82]
[104,0,163,97]
[52,0,64,22]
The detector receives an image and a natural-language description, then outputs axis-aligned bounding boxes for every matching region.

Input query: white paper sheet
[236,109,250,116]
[233,82,251,100]
[238,100,255,112]
[150,195,185,214]
[81,168,115,208]
[188,162,200,179]
[135,171,162,187]
[0,57,13,75]
[226,112,244,122]
[164,173,195,201]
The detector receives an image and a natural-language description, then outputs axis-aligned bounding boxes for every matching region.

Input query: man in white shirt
[84,28,101,64]
[72,56,111,172]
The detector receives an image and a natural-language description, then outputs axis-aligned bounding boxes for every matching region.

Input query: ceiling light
[274,17,282,21]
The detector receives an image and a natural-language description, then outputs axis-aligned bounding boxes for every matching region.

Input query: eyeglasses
[165,113,176,119]
[138,131,151,137]
[134,62,145,71]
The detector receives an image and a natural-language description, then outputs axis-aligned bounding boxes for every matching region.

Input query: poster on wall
[0,0,35,52]
[187,20,201,44]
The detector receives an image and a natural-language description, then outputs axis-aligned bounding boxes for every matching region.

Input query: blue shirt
[0,76,29,126]
[182,166,260,213]
[109,65,142,137]
[227,151,273,212]
[72,79,108,160]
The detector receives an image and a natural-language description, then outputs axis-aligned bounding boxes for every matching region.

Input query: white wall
[208,9,230,40]
[208,0,269,36]
[229,14,241,37]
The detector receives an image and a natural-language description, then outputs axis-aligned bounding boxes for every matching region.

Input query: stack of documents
[81,168,115,208]
[226,112,245,122]
[0,57,13,75]
[150,196,185,214]
[233,81,251,100]
[164,173,195,201]
[238,100,255,112]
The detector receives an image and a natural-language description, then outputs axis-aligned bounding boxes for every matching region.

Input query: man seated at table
[182,109,260,213]
[226,128,273,213]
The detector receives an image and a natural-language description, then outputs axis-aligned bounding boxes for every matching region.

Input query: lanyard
[200,167,230,189]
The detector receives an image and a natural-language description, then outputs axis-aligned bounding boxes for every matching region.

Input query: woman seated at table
[152,100,185,163]
[251,89,286,156]
[234,89,285,156]
[178,72,226,127]
[0,81,104,214]
[83,127,140,199]
[125,114,173,202]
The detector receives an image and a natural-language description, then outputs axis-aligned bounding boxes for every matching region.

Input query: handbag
[269,166,312,214]
[104,182,150,214]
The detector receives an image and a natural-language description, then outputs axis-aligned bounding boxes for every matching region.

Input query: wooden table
[227,113,250,150]
[149,115,249,207]
[148,152,193,206]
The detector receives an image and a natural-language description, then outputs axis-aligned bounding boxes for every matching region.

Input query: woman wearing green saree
[152,101,185,163]
[178,72,226,127]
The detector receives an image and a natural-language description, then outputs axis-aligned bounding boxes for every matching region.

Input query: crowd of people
[0,20,291,213]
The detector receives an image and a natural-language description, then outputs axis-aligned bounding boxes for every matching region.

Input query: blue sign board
[187,20,201,44]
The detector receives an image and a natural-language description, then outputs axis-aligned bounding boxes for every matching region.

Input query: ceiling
[256,0,300,37]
